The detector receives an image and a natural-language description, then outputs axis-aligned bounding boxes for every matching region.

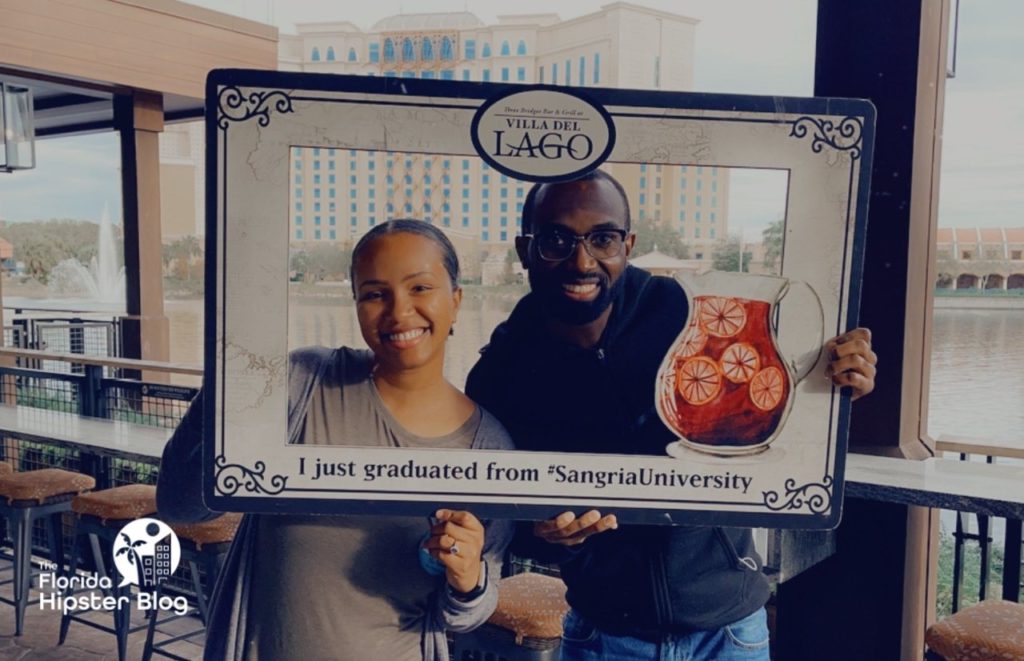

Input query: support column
[775,1,949,660]
[115,92,170,374]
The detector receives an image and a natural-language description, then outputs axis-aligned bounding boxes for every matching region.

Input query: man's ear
[515,236,531,269]
[623,231,637,258]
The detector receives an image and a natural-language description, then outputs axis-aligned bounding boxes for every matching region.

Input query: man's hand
[424,509,486,594]
[825,327,877,400]
[534,510,618,547]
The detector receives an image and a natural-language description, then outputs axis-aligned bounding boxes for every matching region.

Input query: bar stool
[59,483,158,661]
[925,599,1024,660]
[451,572,569,661]
[142,512,244,660]
[0,467,96,635]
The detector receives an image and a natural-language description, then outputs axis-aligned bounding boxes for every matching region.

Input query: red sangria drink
[656,272,821,456]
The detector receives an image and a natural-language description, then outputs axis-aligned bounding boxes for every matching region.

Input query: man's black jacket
[466,266,771,637]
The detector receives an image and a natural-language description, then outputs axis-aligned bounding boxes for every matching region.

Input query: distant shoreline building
[935,227,1024,289]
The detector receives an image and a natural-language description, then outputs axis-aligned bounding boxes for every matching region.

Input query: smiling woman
[158,218,515,660]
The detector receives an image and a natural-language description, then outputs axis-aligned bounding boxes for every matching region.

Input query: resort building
[275,4,729,262]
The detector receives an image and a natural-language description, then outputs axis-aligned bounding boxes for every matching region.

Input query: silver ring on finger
[449,542,460,555]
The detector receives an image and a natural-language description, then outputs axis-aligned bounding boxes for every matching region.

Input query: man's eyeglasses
[525,229,629,262]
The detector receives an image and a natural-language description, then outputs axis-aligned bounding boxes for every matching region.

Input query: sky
[0,0,1019,231]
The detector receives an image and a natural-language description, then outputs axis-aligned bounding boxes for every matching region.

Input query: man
[465,170,876,660]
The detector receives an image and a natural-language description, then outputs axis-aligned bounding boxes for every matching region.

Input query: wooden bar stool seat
[59,484,158,661]
[0,468,95,635]
[451,572,569,661]
[926,599,1024,660]
[143,513,244,660]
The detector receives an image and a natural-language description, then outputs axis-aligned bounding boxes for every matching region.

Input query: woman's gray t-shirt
[245,351,480,660]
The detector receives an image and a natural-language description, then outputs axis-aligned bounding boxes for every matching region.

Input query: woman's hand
[424,509,486,594]
[825,327,877,400]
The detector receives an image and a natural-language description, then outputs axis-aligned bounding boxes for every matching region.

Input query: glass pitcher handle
[777,280,825,383]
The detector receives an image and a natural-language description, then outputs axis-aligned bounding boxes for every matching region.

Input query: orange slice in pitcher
[675,326,708,359]
[676,356,722,406]
[698,297,747,338]
[749,366,785,411]
[720,342,760,383]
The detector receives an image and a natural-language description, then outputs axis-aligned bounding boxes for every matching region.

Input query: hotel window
[463,174,470,185]
[443,217,451,227]
[294,160,302,170]
[501,231,508,241]
[314,216,321,226]
[710,228,716,239]
[462,202,469,212]
[639,193,646,205]
[350,203,357,212]
[482,43,491,58]
[518,67,526,82]
[294,187,301,198]
[483,202,490,213]
[328,161,335,170]
[439,37,453,60]
[369,217,376,226]
[712,180,718,192]
[696,195,702,206]
[348,47,357,62]
[462,70,471,81]
[679,210,686,221]
[483,174,490,184]
[566,60,571,83]
[462,217,469,227]
[516,202,523,213]
[294,175,301,184]
[314,202,320,212]
[314,175,321,185]
[442,70,454,80]
[501,188,508,198]
[314,161,320,171]
[351,217,357,226]
[501,41,510,56]
[314,189,321,198]
[368,160,375,170]
[295,202,303,212]
[370,43,380,62]
[482,218,489,227]
[695,228,701,238]
[517,188,524,198]
[369,174,375,185]
[539,67,544,83]
[329,216,336,226]
[330,175,336,184]
[500,216,508,226]
[696,211,702,221]
[463,160,470,169]
[680,177,687,189]
[640,177,646,189]
[330,230,336,240]
[580,56,586,85]
[552,63,558,84]
[712,196,717,207]
[483,230,490,241]
[711,212,717,222]
[483,189,490,199]
[311,47,321,62]
[654,55,660,87]
[656,194,661,205]
[422,39,434,61]
[403,38,415,61]
[517,40,527,55]
[594,53,600,83]
[296,215,303,225]
[369,190,375,199]
[465,40,476,59]
[501,68,510,82]
[483,70,491,82]
[296,229,304,239]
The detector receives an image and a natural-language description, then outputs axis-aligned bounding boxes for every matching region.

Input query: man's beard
[529,270,619,325]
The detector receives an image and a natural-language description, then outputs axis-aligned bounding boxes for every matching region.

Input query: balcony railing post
[80,364,104,418]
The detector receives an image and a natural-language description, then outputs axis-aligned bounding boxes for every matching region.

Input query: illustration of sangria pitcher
[655,271,824,456]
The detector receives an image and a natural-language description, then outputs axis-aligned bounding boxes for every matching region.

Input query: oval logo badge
[470,87,616,182]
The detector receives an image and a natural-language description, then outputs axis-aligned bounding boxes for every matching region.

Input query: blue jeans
[559,607,770,661]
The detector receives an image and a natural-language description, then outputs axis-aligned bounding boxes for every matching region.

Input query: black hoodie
[466,266,771,636]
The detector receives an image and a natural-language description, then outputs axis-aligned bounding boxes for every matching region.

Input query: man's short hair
[520,170,631,235]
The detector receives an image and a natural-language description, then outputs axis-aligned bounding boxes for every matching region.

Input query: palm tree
[116,532,146,583]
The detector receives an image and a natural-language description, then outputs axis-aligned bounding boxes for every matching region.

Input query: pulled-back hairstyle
[520,170,632,234]
[349,219,460,294]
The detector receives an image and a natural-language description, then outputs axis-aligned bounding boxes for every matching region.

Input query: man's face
[516,178,635,325]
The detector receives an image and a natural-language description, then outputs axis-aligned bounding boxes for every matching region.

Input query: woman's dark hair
[349,219,460,294]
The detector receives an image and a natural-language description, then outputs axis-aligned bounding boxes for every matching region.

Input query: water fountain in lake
[47,204,126,305]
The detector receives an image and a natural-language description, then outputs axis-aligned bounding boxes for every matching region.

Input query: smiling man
[466,170,877,660]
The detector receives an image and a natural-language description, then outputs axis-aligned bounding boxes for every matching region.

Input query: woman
[157,219,514,660]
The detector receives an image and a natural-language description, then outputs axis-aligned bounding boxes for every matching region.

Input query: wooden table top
[0,404,170,461]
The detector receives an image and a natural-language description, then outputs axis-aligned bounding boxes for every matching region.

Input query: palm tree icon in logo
[115,531,146,576]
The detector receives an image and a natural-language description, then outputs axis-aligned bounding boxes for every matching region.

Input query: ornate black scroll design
[763,475,834,514]
[788,116,863,161]
[217,87,294,130]
[215,454,288,495]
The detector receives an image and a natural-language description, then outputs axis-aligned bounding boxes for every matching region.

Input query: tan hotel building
[161,3,729,263]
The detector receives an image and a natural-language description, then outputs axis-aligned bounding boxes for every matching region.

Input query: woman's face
[353,232,461,375]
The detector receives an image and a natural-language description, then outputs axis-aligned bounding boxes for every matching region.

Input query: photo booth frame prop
[204,69,874,528]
